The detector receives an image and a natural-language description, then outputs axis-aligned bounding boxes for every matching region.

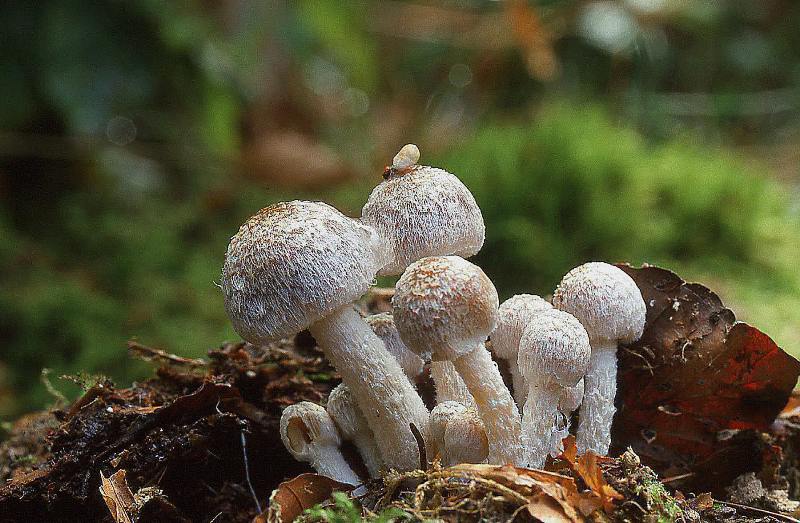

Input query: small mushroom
[553,262,646,455]
[430,401,488,467]
[362,144,485,277]
[491,294,553,407]
[327,384,383,478]
[222,201,429,471]
[517,309,591,468]
[393,256,523,465]
[365,312,425,380]
[280,401,360,485]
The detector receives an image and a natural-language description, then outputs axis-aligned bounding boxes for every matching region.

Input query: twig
[410,422,427,470]
[661,472,695,484]
[715,499,800,523]
[241,430,262,514]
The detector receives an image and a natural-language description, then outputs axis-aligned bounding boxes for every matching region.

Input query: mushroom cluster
[221,145,646,483]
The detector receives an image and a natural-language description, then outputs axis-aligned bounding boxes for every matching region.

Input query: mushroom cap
[365,313,427,378]
[491,294,553,360]
[361,166,485,276]
[222,200,388,344]
[429,401,468,446]
[518,309,591,388]
[552,262,646,345]
[326,384,362,437]
[393,256,498,361]
[444,409,489,465]
[280,402,341,460]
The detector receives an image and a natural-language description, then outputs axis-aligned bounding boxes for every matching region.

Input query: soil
[1,289,799,523]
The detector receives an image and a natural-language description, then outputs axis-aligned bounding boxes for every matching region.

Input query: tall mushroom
[491,294,553,406]
[552,262,646,455]
[363,145,483,409]
[280,402,360,485]
[327,384,383,478]
[222,200,429,471]
[365,313,425,381]
[393,255,523,465]
[517,309,591,468]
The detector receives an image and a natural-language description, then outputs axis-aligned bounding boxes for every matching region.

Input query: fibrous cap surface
[362,166,485,276]
[552,262,646,345]
[393,256,498,361]
[492,294,553,360]
[222,200,388,344]
[518,308,591,388]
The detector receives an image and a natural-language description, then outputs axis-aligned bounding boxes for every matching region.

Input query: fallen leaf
[260,473,353,523]
[99,470,135,523]
[558,436,622,513]
[613,264,800,493]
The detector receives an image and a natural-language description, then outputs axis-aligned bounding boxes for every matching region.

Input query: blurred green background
[2,0,800,420]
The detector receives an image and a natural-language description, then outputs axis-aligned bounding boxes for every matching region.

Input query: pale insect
[383,143,420,179]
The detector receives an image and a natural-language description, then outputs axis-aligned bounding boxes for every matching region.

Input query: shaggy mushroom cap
[518,309,591,388]
[492,294,553,360]
[281,402,342,458]
[392,256,499,361]
[362,148,485,276]
[552,262,646,345]
[221,200,388,344]
[365,312,427,378]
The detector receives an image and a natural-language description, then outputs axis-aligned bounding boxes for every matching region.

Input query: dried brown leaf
[262,473,353,523]
[99,470,135,523]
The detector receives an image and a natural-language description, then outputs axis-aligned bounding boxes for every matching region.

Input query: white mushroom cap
[518,309,591,388]
[429,401,467,453]
[221,200,388,344]
[393,256,499,361]
[326,384,383,477]
[429,401,488,466]
[280,401,359,484]
[492,294,553,360]
[362,156,485,276]
[559,378,584,413]
[365,313,427,378]
[552,262,646,345]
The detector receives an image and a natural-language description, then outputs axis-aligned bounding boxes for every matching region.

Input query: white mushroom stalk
[280,402,360,485]
[222,201,429,472]
[365,313,425,381]
[491,294,553,407]
[430,401,488,467]
[552,378,585,453]
[327,384,383,478]
[553,262,646,456]
[517,309,591,468]
[393,256,523,466]
[430,361,476,409]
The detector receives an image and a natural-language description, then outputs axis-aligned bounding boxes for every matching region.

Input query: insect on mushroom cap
[362,156,485,277]
[518,309,591,388]
[221,200,389,344]
[552,262,646,346]
[392,144,420,170]
[280,402,341,460]
[393,255,499,361]
[492,294,553,360]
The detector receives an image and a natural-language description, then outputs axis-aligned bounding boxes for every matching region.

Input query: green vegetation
[298,492,412,523]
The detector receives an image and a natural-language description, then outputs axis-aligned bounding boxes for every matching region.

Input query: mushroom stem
[453,344,523,466]
[308,305,430,471]
[510,367,528,407]
[327,384,383,478]
[430,360,477,409]
[521,383,561,468]
[576,343,617,455]
[313,445,362,484]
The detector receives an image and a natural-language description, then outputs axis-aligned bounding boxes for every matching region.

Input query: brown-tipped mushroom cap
[392,256,498,361]
[362,152,485,276]
[365,313,426,378]
[222,200,388,344]
[518,309,591,388]
[492,294,553,360]
[552,262,646,345]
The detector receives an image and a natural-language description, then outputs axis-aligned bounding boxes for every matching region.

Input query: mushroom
[361,144,485,277]
[517,309,591,468]
[280,401,361,485]
[222,200,429,471]
[327,384,383,478]
[430,361,476,409]
[393,255,523,465]
[491,294,553,407]
[365,313,425,380]
[429,401,488,467]
[552,262,646,455]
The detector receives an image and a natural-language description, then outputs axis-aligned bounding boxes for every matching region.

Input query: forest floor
[2,275,800,523]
